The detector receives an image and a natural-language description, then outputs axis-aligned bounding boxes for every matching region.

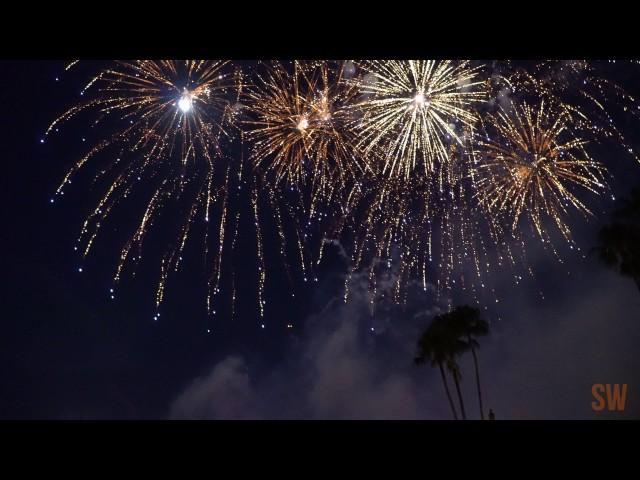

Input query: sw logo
[591,384,628,412]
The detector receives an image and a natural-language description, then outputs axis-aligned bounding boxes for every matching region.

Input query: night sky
[1,60,639,420]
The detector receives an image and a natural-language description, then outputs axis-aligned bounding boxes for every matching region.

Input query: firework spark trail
[332,136,505,310]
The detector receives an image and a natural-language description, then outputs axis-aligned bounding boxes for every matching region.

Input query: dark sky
[1,60,639,420]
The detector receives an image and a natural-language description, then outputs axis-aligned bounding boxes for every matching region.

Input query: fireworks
[47,60,324,321]
[245,61,367,212]
[47,60,640,319]
[475,101,608,243]
[47,61,242,314]
[330,131,510,310]
[47,61,235,168]
[494,60,640,163]
[348,60,487,179]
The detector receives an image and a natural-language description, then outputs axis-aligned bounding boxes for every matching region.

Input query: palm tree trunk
[452,373,467,420]
[468,336,484,420]
[439,363,458,420]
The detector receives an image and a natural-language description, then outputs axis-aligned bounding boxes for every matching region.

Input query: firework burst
[245,61,368,212]
[46,60,249,315]
[348,60,487,180]
[475,100,608,243]
[47,61,236,170]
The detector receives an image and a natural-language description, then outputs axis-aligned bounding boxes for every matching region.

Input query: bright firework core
[513,164,532,181]
[412,92,428,109]
[297,116,309,131]
[178,91,193,113]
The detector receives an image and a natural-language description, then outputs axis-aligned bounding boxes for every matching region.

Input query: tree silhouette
[594,188,640,292]
[449,306,489,419]
[415,305,490,420]
[446,357,466,420]
[415,316,462,419]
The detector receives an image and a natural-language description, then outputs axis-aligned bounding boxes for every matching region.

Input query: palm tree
[449,306,489,419]
[415,305,490,420]
[415,319,460,420]
[594,188,640,292]
[446,357,467,420]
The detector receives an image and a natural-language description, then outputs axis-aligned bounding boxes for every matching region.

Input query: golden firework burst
[475,100,608,242]
[245,61,367,211]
